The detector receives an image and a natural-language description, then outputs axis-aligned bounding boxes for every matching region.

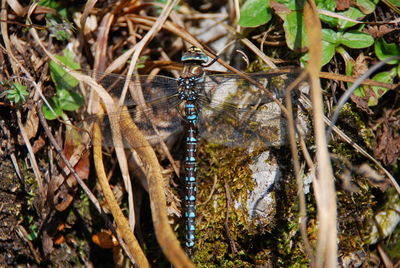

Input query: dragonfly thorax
[177,76,201,101]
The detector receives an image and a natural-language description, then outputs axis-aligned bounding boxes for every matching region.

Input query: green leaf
[42,98,64,120]
[321,41,336,66]
[371,68,396,89]
[283,11,308,50]
[57,89,84,111]
[49,49,80,91]
[300,40,336,66]
[369,68,397,106]
[239,0,272,27]
[48,49,83,116]
[6,83,29,104]
[385,0,400,7]
[38,0,68,18]
[315,0,336,11]
[322,28,339,44]
[274,0,306,11]
[339,30,374,48]
[354,68,397,106]
[316,0,338,26]
[375,38,400,64]
[356,0,379,14]
[336,46,355,75]
[338,7,365,29]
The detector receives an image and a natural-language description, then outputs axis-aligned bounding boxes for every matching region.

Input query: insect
[80,47,302,258]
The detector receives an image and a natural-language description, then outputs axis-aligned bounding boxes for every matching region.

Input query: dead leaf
[365,25,395,39]
[350,94,373,114]
[18,107,39,144]
[42,229,54,256]
[53,234,65,245]
[270,0,291,14]
[48,129,91,212]
[373,109,400,165]
[32,135,46,153]
[349,55,374,113]
[66,150,90,187]
[48,174,75,212]
[336,0,350,11]
[92,230,119,249]
[353,53,368,77]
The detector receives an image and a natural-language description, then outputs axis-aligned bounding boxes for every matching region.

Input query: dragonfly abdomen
[183,101,199,257]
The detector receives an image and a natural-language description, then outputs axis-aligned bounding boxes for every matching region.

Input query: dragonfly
[79,47,303,258]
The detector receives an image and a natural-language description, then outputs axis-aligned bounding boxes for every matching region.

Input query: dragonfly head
[181,46,209,65]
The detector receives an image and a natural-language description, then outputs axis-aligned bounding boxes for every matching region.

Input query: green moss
[336,183,375,257]
[193,142,313,266]
[334,103,375,149]
[194,142,256,265]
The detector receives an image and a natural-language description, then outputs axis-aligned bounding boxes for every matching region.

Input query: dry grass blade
[119,106,194,268]
[5,0,25,16]
[89,10,137,232]
[80,0,98,39]
[304,0,337,267]
[93,13,114,73]
[285,70,315,262]
[93,113,150,268]
[1,0,16,71]
[119,0,180,108]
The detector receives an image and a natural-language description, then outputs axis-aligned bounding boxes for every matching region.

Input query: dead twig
[223,177,238,256]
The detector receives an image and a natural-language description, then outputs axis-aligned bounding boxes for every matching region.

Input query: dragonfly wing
[76,72,183,149]
[198,101,289,148]
[197,69,304,148]
[202,70,300,106]
[81,96,183,149]
[91,72,179,105]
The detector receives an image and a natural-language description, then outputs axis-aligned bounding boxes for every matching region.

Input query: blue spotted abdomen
[184,102,198,255]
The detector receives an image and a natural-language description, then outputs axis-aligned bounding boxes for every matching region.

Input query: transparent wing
[196,69,303,148]
[202,69,301,105]
[89,72,179,105]
[74,72,183,148]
